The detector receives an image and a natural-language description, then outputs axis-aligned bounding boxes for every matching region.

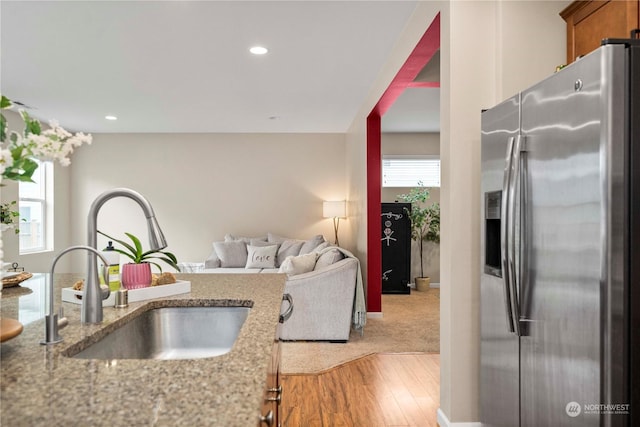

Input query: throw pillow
[204,244,221,268]
[225,234,267,244]
[250,238,280,249]
[299,235,326,255]
[213,241,248,268]
[314,248,344,271]
[267,232,290,244]
[245,244,278,269]
[312,241,331,253]
[278,252,318,276]
[276,240,305,267]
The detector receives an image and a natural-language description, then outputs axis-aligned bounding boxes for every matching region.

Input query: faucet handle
[57,307,68,330]
[100,284,110,300]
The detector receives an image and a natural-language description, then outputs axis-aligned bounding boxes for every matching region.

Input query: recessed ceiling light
[105,115,117,121]
[249,46,268,55]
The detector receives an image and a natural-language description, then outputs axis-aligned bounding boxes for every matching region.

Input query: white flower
[0,148,13,179]
[1,96,92,181]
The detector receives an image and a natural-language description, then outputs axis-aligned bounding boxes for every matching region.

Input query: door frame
[366,13,440,312]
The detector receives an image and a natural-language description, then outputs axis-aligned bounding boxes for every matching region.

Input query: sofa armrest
[279,258,358,341]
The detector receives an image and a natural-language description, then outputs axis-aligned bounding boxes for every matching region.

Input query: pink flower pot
[121,263,152,289]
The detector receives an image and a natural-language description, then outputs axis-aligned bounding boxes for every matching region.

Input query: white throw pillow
[205,243,221,268]
[278,252,318,276]
[245,245,278,269]
[213,241,248,268]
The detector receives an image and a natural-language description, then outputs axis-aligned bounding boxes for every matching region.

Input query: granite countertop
[0,273,286,426]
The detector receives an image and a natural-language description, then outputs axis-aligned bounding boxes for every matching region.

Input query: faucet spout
[42,245,110,345]
[85,188,167,323]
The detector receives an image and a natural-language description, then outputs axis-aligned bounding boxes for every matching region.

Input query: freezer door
[519,45,627,427]
[480,96,520,427]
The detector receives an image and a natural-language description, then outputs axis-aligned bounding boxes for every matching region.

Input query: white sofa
[180,233,363,342]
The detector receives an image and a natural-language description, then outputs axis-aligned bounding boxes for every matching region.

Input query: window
[382,155,441,187]
[19,160,53,253]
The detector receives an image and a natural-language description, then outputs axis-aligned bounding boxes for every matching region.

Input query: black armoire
[381,202,411,294]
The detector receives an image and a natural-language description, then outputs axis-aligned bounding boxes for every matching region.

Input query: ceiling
[1,1,439,134]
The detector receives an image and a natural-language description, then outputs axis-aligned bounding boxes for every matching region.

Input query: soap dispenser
[101,241,121,292]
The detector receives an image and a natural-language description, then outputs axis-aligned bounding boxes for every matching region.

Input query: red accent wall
[366,113,382,312]
[366,13,440,313]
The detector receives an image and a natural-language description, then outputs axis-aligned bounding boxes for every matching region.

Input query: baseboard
[367,312,383,319]
[436,408,481,427]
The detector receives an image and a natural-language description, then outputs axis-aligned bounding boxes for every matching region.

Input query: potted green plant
[397,183,440,291]
[98,230,179,289]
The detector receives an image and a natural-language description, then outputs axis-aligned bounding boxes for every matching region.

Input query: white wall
[67,133,349,271]
[439,0,569,423]
[382,132,440,283]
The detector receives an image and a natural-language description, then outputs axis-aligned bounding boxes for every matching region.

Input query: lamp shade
[323,201,346,218]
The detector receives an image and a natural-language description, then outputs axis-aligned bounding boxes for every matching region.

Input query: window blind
[382,156,441,187]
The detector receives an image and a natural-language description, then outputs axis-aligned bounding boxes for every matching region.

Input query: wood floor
[280,352,440,427]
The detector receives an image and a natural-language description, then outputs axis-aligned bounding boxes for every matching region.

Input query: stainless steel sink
[68,306,250,360]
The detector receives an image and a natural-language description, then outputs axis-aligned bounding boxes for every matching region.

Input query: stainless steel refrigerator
[480,38,639,427]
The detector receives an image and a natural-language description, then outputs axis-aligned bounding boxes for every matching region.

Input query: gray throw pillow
[225,234,267,244]
[299,235,325,255]
[312,241,331,253]
[213,241,248,267]
[314,248,344,271]
[276,240,304,267]
[267,232,290,244]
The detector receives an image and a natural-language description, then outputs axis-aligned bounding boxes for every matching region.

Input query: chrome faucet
[42,245,110,345]
[84,188,167,323]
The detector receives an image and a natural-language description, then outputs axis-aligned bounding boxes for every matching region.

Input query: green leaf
[97,230,138,260]
[124,232,144,261]
[20,110,41,136]
[0,95,12,109]
[0,113,6,142]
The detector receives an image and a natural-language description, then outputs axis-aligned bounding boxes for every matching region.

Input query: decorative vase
[121,263,152,289]
[415,277,430,291]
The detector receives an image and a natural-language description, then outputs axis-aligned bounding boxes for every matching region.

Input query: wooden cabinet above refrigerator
[560,0,639,64]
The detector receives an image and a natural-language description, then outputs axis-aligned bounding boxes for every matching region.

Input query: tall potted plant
[98,230,179,289]
[397,183,440,291]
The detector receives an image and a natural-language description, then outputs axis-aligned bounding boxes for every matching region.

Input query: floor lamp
[323,201,346,246]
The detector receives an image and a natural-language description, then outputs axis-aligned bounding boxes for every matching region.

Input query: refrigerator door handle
[501,136,516,333]
[508,134,524,336]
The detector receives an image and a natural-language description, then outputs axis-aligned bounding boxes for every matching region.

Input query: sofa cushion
[299,235,325,255]
[276,240,304,266]
[278,252,318,276]
[225,234,267,244]
[245,244,278,269]
[213,241,248,268]
[314,248,344,271]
